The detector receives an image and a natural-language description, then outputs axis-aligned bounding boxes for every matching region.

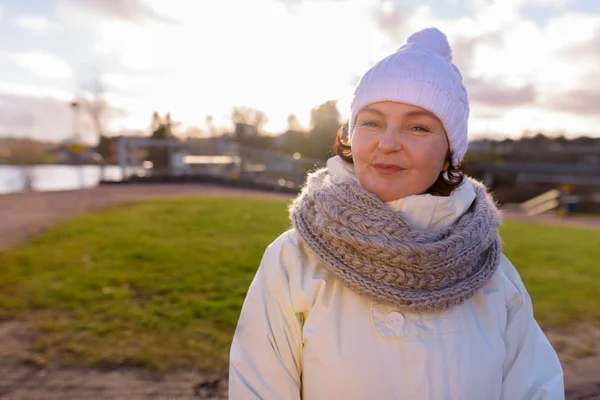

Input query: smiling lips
[372,163,406,175]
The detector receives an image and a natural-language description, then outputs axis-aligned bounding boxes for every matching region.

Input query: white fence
[520,189,561,216]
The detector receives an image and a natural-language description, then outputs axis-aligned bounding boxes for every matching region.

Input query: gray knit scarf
[289,167,502,313]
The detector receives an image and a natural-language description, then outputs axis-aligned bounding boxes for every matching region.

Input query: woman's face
[351,101,449,202]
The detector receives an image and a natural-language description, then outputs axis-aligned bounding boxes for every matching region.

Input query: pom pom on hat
[405,27,452,61]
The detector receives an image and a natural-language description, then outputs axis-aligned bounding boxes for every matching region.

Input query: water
[0,165,137,195]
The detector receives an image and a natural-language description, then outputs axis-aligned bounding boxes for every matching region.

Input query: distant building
[273,129,309,154]
[186,135,236,156]
[50,144,99,164]
[235,123,258,142]
[468,136,600,165]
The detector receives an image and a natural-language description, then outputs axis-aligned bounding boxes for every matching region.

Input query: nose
[377,126,401,153]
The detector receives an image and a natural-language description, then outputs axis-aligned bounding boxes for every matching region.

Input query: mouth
[372,163,406,175]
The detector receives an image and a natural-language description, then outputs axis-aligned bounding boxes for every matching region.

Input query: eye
[410,125,431,133]
[360,120,381,128]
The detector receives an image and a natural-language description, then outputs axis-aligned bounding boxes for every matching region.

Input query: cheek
[410,138,448,172]
[350,131,374,166]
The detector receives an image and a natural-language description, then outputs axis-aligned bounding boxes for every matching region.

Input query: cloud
[0,82,129,141]
[274,0,349,8]
[0,83,73,140]
[466,77,537,107]
[562,26,600,64]
[525,0,575,10]
[274,0,349,2]
[451,30,503,71]
[0,7,3,20]
[14,15,55,33]
[372,1,441,46]
[52,0,391,132]
[373,2,411,43]
[8,52,73,80]
[470,108,504,119]
[0,92,73,140]
[365,0,599,132]
[0,82,73,101]
[549,28,600,116]
[544,89,600,116]
[57,0,178,24]
[8,0,595,139]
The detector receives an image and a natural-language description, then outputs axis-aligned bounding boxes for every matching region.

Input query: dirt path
[0,319,598,399]
[0,184,599,399]
[0,183,293,251]
[1,183,597,251]
[502,210,600,230]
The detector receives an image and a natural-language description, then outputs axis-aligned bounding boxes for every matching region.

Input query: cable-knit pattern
[289,168,502,313]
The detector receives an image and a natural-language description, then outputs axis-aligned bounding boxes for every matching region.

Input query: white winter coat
[229,157,564,399]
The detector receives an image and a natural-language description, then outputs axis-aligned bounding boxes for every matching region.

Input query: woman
[229,27,564,399]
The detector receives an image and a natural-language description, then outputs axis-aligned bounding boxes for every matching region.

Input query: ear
[443,160,450,172]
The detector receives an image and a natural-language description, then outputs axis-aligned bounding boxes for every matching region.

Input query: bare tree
[231,106,269,133]
[287,114,304,132]
[185,126,205,138]
[307,100,342,160]
[151,111,162,132]
[205,115,221,137]
[74,69,112,176]
[77,72,109,142]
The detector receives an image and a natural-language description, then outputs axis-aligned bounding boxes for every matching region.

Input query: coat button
[385,311,405,329]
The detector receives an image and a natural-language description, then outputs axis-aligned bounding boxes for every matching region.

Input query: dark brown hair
[332,124,464,197]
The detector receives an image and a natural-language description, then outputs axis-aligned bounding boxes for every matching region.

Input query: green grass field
[0,197,598,373]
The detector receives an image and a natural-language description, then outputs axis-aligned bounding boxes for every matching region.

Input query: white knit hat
[349,27,469,167]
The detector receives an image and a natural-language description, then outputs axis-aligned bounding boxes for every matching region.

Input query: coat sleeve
[500,258,565,400]
[229,233,303,400]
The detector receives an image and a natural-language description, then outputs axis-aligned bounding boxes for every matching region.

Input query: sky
[0,0,599,144]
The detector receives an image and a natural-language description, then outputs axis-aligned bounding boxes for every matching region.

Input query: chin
[359,172,428,202]
[369,181,426,202]
[377,191,405,202]
[369,184,404,202]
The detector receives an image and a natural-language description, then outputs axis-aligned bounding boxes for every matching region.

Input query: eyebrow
[404,110,438,120]
[358,107,384,116]
[358,107,438,120]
